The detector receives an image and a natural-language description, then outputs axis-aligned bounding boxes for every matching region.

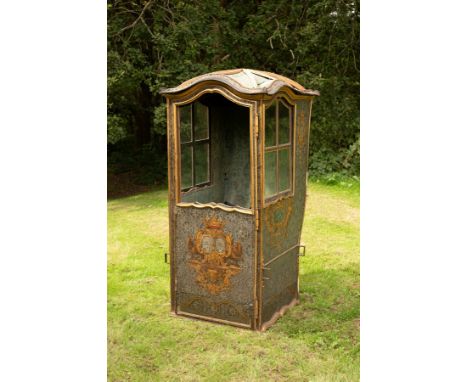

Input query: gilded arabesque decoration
[188,216,243,294]
[265,196,293,248]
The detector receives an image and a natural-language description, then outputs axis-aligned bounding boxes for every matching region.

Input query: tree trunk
[134,82,152,146]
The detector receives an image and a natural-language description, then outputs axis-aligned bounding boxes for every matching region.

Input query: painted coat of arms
[188,216,242,295]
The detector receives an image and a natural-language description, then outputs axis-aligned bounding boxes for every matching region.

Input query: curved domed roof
[160,69,319,97]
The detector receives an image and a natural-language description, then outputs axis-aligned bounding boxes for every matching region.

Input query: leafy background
[107,0,359,193]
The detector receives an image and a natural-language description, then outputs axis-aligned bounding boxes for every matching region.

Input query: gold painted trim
[250,102,258,212]
[163,75,316,330]
[170,83,259,329]
[160,68,319,94]
[263,91,297,109]
[161,71,320,98]
[172,102,180,203]
[163,80,317,103]
[261,94,296,207]
[292,101,297,199]
[188,216,243,295]
[308,99,314,159]
[177,202,254,215]
[166,99,176,312]
[256,98,266,328]
[251,102,259,329]
[173,86,254,108]
[172,85,256,212]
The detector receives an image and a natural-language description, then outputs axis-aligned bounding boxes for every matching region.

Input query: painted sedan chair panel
[161,69,319,330]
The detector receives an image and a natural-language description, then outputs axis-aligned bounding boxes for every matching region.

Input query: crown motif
[205,216,224,229]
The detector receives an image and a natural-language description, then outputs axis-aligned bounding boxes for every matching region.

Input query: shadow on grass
[270,267,360,348]
[107,171,164,200]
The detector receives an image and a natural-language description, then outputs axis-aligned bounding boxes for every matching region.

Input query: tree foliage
[107,0,360,184]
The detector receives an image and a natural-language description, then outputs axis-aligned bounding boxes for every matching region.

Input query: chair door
[174,207,256,328]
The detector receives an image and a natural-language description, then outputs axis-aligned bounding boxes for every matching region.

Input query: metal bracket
[164,253,169,264]
[298,244,306,257]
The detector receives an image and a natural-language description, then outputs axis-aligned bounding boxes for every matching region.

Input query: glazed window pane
[264,151,277,198]
[265,105,276,147]
[278,101,290,144]
[181,145,192,189]
[194,102,209,140]
[194,143,209,185]
[263,99,294,201]
[179,105,192,143]
[278,148,290,192]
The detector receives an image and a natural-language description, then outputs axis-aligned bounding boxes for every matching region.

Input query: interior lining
[180,93,251,209]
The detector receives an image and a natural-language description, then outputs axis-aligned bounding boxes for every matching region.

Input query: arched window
[264,99,294,201]
[176,93,252,209]
[178,101,210,191]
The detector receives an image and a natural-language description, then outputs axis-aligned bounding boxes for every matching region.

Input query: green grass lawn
[108,180,360,381]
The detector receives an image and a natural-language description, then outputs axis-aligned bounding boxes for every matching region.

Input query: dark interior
[180,93,251,209]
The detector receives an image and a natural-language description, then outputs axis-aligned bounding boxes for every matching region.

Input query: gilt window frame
[178,102,211,192]
[263,97,295,204]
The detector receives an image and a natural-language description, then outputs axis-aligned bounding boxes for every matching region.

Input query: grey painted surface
[261,99,312,324]
[174,206,255,325]
[171,92,313,329]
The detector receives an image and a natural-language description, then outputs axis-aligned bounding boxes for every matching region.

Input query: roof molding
[160,69,320,97]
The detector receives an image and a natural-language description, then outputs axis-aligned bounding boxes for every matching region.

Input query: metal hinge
[298,245,306,257]
[255,214,260,230]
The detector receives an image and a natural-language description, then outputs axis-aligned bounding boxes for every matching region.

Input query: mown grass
[108,180,360,381]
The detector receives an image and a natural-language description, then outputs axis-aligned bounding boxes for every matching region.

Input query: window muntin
[264,99,293,201]
[179,102,210,191]
[194,102,209,140]
[264,151,277,198]
[180,145,193,189]
[278,101,290,144]
[265,106,276,147]
[179,105,192,143]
